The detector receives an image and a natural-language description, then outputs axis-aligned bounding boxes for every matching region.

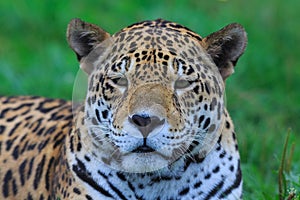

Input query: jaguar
[0,18,247,199]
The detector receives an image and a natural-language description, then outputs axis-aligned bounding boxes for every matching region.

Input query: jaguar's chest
[123,145,241,200]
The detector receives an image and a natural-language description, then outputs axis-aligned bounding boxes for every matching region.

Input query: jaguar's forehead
[111,19,203,55]
[118,19,202,41]
[97,19,210,71]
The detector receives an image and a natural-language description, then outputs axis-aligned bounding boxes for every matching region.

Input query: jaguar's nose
[129,114,165,138]
[131,114,152,127]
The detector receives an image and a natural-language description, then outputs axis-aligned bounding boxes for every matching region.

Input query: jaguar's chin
[121,152,169,173]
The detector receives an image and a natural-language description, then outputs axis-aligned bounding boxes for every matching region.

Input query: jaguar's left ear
[201,23,247,80]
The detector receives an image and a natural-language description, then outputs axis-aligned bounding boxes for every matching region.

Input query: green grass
[0,0,299,199]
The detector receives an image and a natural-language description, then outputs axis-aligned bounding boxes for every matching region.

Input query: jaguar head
[67,18,247,173]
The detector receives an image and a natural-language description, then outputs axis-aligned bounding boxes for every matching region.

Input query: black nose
[129,114,165,138]
[131,114,152,127]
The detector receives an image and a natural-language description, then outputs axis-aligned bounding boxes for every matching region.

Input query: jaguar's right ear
[67,18,110,73]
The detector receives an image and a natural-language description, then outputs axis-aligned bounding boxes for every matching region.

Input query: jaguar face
[67,19,247,173]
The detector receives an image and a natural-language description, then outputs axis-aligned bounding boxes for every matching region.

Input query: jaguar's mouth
[131,145,155,153]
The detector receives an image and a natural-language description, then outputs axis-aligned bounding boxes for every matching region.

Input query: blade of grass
[278,128,291,200]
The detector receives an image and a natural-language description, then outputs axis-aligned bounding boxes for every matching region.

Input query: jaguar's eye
[174,79,191,89]
[111,77,128,87]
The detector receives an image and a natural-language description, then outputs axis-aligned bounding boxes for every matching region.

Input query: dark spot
[232,132,236,140]
[19,160,27,186]
[85,194,93,200]
[199,95,203,102]
[102,110,108,119]
[3,170,13,197]
[77,141,82,151]
[208,124,216,133]
[205,82,211,95]
[204,104,208,110]
[213,166,220,173]
[158,52,163,58]
[179,187,190,196]
[73,187,81,194]
[95,109,101,122]
[138,184,144,189]
[193,181,202,189]
[204,173,211,179]
[38,139,49,152]
[144,36,151,41]
[235,144,239,151]
[34,155,46,189]
[28,157,35,180]
[198,115,205,128]
[210,97,217,111]
[27,193,34,200]
[226,121,230,129]
[84,155,91,162]
[186,66,194,75]
[116,172,126,181]
[45,157,55,190]
[6,136,17,151]
[219,151,226,158]
[193,86,199,94]
[12,145,19,160]
[0,125,6,134]
[217,135,222,143]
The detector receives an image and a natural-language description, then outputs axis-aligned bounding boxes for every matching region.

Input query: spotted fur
[0,18,247,199]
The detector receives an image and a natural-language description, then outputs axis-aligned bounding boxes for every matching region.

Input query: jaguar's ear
[67,18,110,73]
[201,23,247,80]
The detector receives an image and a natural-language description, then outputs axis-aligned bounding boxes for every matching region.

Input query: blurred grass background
[0,0,299,199]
